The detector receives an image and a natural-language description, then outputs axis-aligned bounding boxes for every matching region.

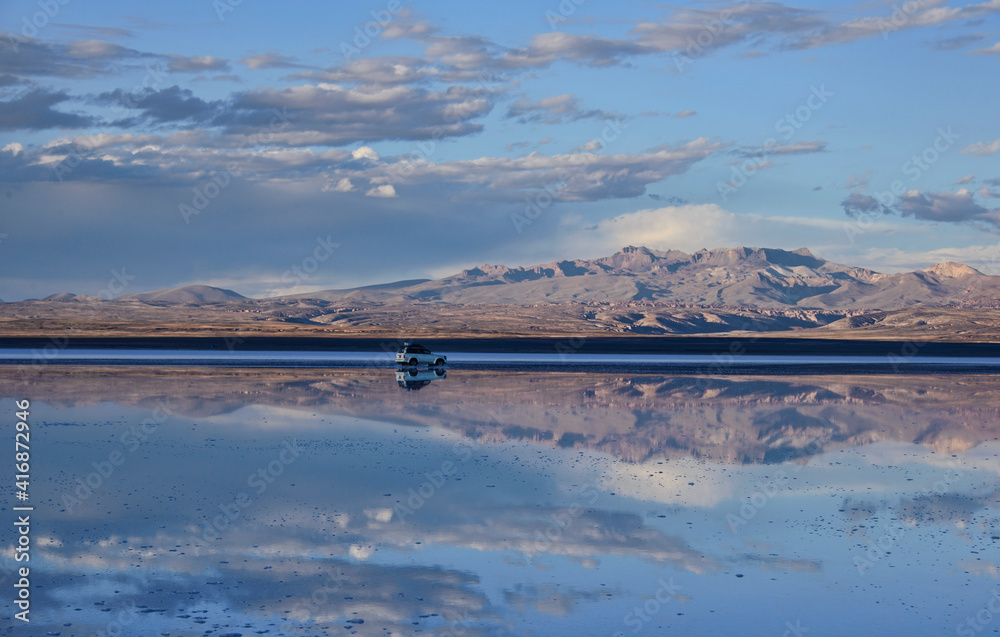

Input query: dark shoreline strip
[0,336,997,357]
[1,359,999,375]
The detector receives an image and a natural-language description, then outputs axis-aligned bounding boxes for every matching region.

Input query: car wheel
[434,369,445,377]
[434,358,445,366]
[409,358,419,366]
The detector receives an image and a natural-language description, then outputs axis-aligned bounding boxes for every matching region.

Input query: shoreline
[1,334,999,357]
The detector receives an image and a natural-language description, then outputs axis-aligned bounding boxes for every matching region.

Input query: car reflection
[396,367,447,391]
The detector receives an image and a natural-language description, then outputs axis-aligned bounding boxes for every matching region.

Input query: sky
[1,0,999,300]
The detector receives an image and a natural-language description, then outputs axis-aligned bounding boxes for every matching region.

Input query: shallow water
[4,347,1000,368]
[5,348,1000,379]
[3,368,999,636]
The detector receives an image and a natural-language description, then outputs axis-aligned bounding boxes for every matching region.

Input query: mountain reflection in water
[10,368,998,462]
[3,368,998,636]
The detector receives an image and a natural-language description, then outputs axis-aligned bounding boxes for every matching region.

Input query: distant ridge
[281,278,432,301]
[118,285,246,304]
[43,293,103,302]
[278,245,997,310]
[28,247,997,311]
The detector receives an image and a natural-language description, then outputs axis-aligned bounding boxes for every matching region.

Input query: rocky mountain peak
[923,262,983,278]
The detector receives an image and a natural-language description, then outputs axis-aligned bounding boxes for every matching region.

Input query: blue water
[2,347,999,369]
[5,369,1000,635]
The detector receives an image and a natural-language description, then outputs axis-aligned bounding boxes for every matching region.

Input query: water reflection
[396,367,447,391]
[9,368,999,462]
[2,368,998,636]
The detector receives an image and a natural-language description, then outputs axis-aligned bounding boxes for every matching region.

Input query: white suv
[395,343,447,366]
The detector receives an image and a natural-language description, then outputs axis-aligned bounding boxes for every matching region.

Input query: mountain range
[4,246,998,339]
[287,245,995,310]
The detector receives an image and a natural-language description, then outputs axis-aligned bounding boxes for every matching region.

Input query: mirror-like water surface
[3,367,998,636]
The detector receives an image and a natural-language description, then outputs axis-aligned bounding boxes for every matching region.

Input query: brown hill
[2,247,998,340]
[117,285,246,305]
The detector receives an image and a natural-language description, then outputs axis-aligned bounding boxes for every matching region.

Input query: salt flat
[8,368,1000,635]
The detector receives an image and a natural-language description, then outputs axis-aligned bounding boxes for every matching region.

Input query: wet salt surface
[2,347,1000,373]
[7,370,1000,636]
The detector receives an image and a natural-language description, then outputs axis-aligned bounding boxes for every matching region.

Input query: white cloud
[553,204,913,268]
[855,242,1000,275]
[961,138,1000,157]
[239,52,304,69]
[352,146,380,161]
[365,184,397,198]
[65,39,134,59]
[168,55,230,73]
[293,56,442,86]
[566,204,740,255]
[346,139,724,202]
[971,41,1000,55]
[349,544,374,560]
[505,94,614,124]
[896,188,997,227]
[324,177,355,193]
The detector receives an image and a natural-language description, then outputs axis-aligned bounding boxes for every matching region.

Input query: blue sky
[1,0,999,300]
